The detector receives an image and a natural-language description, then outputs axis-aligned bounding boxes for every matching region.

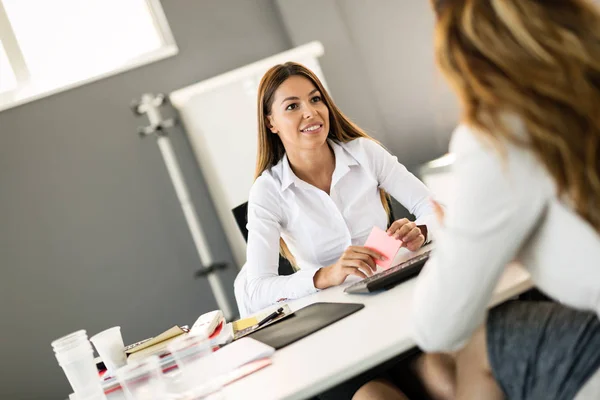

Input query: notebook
[247,302,364,349]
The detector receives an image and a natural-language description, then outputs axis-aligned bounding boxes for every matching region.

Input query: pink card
[364,226,403,269]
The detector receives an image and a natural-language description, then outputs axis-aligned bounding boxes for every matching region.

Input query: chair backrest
[232,202,295,276]
[232,202,249,242]
[386,196,396,229]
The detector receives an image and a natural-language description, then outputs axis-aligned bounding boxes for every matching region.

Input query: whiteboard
[170,41,327,268]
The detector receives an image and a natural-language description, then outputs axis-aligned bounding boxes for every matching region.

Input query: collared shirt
[412,121,600,353]
[244,137,436,312]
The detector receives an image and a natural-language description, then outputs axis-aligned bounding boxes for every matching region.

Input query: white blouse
[412,121,600,353]
[244,137,436,312]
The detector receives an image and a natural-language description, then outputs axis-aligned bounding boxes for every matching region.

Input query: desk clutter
[53,302,363,399]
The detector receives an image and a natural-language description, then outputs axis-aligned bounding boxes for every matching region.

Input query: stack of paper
[125,325,188,362]
[101,338,275,397]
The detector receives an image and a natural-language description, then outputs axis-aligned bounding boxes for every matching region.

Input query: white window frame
[0,0,178,112]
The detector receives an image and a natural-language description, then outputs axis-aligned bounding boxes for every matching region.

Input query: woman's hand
[386,218,426,251]
[313,246,386,289]
[431,198,445,225]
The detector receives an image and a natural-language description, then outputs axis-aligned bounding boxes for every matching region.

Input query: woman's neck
[286,142,335,194]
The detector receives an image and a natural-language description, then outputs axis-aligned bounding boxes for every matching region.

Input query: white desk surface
[223,247,533,400]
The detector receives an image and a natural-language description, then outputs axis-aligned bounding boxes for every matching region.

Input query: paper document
[232,304,292,333]
[214,337,275,371]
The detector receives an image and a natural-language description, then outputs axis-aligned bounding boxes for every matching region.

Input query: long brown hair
[255,62,391,265]
[432,0,600,232]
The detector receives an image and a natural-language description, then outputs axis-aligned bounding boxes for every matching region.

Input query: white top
[412,120,600,352]
[245,137,436,312]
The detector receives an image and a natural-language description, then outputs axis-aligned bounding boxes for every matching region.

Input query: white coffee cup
[90,326,127,375]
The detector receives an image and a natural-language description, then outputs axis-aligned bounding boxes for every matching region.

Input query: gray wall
[276,0,459,168]
[0,1,291,399]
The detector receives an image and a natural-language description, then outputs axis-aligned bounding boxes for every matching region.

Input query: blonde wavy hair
[255,62,391,266]
[432,0,600,232]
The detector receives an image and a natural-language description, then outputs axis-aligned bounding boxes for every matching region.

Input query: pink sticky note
[364,226,403,269]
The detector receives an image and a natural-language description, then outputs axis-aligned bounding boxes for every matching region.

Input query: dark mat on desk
[247,302,364,349]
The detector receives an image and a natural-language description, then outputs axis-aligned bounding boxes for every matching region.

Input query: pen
[256,307,284,327]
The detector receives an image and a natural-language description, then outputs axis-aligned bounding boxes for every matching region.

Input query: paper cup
[90,326,127,375]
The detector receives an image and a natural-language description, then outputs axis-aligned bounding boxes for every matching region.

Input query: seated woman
[239,62,453,400]
[413,0,600,399]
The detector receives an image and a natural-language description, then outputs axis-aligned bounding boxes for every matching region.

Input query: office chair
[231,201,295,318]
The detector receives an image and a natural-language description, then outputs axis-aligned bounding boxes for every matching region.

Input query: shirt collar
[280,139,359,191]
[280,153,296,191]
[329,139,359,187]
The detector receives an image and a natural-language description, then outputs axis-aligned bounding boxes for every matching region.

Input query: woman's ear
[266,116,278,134]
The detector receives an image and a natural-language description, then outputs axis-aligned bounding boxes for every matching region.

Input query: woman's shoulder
[340,136,381,152]
[338,137,387,165]
[450,123,514,166]
[449,124,485,154]
[450,119,551,189]
[450,115,528,154]
[249,164,284,205]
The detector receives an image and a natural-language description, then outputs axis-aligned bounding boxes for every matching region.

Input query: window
[0,0,177,111]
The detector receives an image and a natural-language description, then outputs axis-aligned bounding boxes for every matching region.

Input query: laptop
[344,246,432,294]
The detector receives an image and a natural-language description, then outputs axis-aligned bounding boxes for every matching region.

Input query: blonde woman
[242,62,453,399]
[413,0,600,399]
